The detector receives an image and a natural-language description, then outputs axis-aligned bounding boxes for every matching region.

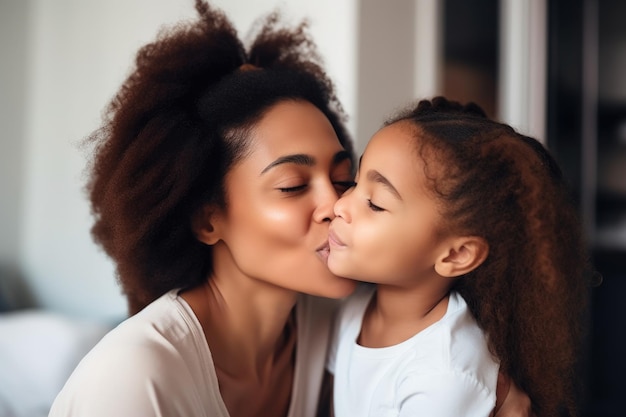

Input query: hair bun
[412,96,487,119]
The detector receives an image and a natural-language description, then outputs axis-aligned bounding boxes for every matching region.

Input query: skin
[180,100,357,417]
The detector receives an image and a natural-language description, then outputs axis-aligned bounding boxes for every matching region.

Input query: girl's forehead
[363,122,417,160]
[360,124,422,177]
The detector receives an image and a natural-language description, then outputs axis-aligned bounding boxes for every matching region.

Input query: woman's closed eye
[333,181,356,194]
[278,184,308,193]
[278,180,355,194]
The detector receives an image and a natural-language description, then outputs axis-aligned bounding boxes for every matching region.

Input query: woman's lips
[316,241,330,263]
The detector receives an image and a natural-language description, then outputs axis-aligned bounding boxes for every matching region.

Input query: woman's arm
[493,373,534,417]
[316,370,334,417]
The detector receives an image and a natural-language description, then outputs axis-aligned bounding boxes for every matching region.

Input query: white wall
[1,0,360,321]
[356,0,442,148]
[19,0,201,320]
[498,0,547,143]
[0,1,30,304]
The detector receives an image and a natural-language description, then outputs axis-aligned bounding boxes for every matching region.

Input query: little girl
[326,97,589,417]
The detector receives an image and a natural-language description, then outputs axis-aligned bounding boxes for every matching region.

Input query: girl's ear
[434,236,489,278]
[191,205,223,246]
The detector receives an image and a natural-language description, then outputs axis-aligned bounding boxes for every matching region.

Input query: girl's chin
[326,255,346,277]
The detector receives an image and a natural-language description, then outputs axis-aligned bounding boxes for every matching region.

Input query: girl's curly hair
[86,0,354,314]
[388,96,590,417]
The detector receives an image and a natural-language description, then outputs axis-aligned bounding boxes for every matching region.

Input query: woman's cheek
[261,201,311,230]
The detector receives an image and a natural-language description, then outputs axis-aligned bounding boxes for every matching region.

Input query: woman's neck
[181,268,298,380]
[181,262,298,417]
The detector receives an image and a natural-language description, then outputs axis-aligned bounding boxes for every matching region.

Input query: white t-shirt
[328,285,499,417]
[49,290,337,417]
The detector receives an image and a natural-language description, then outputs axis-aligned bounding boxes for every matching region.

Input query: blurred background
[0,0,624,416]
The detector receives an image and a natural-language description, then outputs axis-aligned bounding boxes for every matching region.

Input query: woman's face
[205,100,357,298]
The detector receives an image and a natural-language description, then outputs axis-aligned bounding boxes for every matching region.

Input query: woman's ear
[191,205,223,245]
[434,236,489,278]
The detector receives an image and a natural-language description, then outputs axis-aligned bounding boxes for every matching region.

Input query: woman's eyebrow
[261,149,352,174]
[261,154,315,174]
[333,150,352,166]
[366,169,402,200]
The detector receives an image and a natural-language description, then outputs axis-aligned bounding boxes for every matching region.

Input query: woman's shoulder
[65,291,198,380]
[49,291,218,416]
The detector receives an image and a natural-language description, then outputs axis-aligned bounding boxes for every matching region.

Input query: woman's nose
[313,181,340,223]
[333,187,354,221]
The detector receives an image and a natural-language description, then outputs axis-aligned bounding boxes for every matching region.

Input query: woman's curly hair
[86,0,354,314]
[387,97,590,417]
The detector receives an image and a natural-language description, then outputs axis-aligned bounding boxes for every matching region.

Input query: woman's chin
[312,276,357,299]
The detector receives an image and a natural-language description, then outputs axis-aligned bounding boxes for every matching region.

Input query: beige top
[49,290,338,417]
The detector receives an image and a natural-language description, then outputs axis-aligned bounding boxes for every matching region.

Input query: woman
[50,2,355,416]
[50,2,531,416]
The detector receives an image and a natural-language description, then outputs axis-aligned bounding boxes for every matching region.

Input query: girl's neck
[358,283,450,348]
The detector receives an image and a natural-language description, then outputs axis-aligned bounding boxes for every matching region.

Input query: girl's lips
[328,228,346,248]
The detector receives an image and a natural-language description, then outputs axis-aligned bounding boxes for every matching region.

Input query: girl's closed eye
[367,199,384,212]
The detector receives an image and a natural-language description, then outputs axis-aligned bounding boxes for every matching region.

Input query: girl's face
[206,100,357,298]
[328,121,450,287]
